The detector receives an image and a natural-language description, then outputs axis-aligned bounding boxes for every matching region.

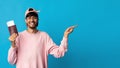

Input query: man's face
[25,16,38,29]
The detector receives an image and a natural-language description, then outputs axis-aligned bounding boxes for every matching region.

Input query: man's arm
[46,25,76,58]
[8,33,18,65]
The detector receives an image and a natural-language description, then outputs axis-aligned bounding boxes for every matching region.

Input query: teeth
[31,22,34,24]
[30,22,34,25]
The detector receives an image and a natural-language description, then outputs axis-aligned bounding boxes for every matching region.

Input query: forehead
[26,15,38,20]
[26,12,38,19]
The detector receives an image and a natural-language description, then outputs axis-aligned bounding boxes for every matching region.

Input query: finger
[66,25,77,32]
[14,33,18,37]
[9,33,17,41]
[73,25,78,28]
[67,28,71,30]
[69,28,73,32]
[68,27,74,31]
[67,28,73,33]
[68,29,73,34]
[12,33,16,36]
[13,33,17,38]
[8,37,11,41]
[70,25,78,29]
[66,27,71,32]
[67,28,73,32]
[9,37,13,41]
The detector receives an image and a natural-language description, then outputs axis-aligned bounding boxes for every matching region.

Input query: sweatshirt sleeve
[8,35,20,65]
[46,33,68,58]
[8,47,18,65]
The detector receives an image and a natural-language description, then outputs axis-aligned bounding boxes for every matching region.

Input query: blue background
[0,0,120,68]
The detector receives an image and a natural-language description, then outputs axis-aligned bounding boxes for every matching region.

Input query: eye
[34,17,37,19]
[26,17,31,20]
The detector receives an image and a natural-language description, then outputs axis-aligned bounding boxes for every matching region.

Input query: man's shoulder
[39,30,49,36]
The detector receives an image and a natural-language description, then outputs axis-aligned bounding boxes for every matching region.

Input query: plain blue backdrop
[0,0,120,68]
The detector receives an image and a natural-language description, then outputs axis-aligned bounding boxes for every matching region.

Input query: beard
[26,22,38,29]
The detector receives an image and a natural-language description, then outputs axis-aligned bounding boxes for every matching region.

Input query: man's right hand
[9,33,18,42]
[8,33,18,47]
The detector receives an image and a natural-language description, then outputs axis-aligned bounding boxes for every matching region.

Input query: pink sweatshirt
[8,30,68,68]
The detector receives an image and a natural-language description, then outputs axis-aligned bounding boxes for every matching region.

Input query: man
[8,8,76,68]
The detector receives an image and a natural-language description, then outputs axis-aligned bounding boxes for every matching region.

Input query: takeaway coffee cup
[7,20,18,35]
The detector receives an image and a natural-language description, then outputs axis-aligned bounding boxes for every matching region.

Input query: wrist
[12,45,16,48]
[11,41,16,48]
[64,33,68,38]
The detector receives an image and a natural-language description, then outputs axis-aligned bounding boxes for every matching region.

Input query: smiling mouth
[30,22,35,26]
[27,21,38,28]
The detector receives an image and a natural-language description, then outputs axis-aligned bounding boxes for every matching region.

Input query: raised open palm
[64,25,77,38]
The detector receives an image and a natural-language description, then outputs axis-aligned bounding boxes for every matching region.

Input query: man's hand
[64,25,77,38]
[9,33,18,42]
[8,33,18,47]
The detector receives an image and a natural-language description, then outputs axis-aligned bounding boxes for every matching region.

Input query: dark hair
[25,12,38,19]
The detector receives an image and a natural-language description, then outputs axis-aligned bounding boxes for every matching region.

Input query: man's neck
[27,28,38,33]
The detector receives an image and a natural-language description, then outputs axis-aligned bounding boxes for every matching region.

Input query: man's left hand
[64,25,77,38]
